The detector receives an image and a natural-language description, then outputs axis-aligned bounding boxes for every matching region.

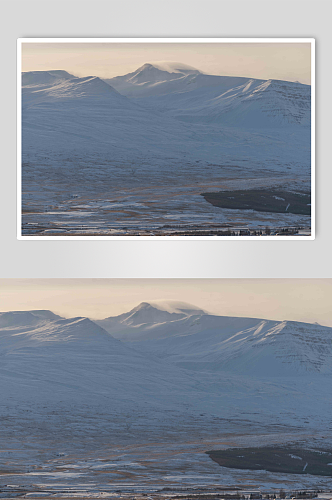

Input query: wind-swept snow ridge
[123,300,206,318]
[27,309,63,321]
[108,63,310,128]
[107,62,226,98]
[98,308,332,376]
[22,70,74,86]
[108,62,202,92]
[157,78,311,127]
[96,301,206,337]
[143,300,207,314]
[149,61,202,74]
[23,74,120,108]
[0,310,62,328]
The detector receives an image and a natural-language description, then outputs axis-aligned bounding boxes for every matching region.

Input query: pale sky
[21,42,312,84]
[0,279,330,326]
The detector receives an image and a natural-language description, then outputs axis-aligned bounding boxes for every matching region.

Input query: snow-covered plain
[0,303,331,497]
[21,64,311,236]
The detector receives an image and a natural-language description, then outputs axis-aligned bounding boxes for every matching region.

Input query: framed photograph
[18,38,315,239]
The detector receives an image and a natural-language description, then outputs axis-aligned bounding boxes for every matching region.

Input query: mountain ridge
[1,304,330,435]
[106,62,310,103]
[96,304,332,376]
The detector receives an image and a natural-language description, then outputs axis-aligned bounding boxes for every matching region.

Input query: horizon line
[21,65,311,86]
[0,305,324,327]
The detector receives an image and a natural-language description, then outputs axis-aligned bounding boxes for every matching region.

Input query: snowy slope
[22,69,74,86]
[1,305,331,451]
[107,62,251,98]
[98,303,265,340]
[98,304,332,377]
[136,79,311,129]
[22,70,201,160]
[22,68,311,172]
[107,63,310,129]
[1,308,331,496]
[0,311,205,410]
[94,303,332,428]
[96,301,207,339]
[0,309,62,327]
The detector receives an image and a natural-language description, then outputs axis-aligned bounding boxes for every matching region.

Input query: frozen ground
[22,154,310,236]
[1,424,332,498]
[21,66,311,236]
[0,303,330,497]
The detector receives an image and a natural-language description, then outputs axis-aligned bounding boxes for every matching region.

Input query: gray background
[1,0,331,278]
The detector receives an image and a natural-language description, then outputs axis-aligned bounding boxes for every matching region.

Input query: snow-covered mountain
[1,306,331,494]
[106,61,210,97]
[112,62,201,86]
[22,69,74,86]
[106,62,250,98]
[0,310,202,412]
[1,302,331,481]
[97,304,332,377]
[0,309,62,327]
[21,66,311,236]
[107,63,310,129]
[22,70,198,159]
[138,79,311,128]
[2,305,331,409]
[96,301,206,339]
[22,66,310,160]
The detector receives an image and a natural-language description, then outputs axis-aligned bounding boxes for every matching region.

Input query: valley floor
[0,405,331,498]
[21,154,311,237]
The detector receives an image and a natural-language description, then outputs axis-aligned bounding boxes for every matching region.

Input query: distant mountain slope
[111,62,201,88]
[137,79,311,128]
[108,63,310,129]
[22,70,204,159]
[1,306,331,432]
[22,68,311,172]
[0,311,201,411]
[23,75,120,106]
[0,309,62,328]
[96,301,207,339]
[106,62,251,98]
[98,303,332,376]
[22,70,74,86]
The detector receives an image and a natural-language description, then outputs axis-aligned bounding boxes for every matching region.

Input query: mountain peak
[151,61,201,74]
[103,300,206,328]
[137,63,155,71]
[133,300,206,315]
[136,62,201,75]
[109,62,202,90]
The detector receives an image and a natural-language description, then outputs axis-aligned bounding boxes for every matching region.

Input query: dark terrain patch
[206,446,332,476]
[201,190,311,215]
